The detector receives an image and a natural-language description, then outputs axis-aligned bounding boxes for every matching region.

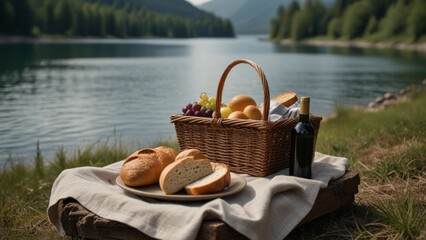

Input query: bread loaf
[159,156,213,195]
[185,163,231,195]
[175,148,205,161]
[155,146,177,161]
[272,92,298,107]
[120,146,176,187]
[153,147,176,167]
[259,92,298,117]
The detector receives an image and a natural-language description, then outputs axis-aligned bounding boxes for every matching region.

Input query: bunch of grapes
[181,92,226,118]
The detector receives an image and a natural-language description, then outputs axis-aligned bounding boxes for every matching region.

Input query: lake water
[1,35,426,164]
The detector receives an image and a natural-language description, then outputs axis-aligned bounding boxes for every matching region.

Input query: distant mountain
[0,0,234,38]
[199,0,334,34]
[93,0,236,37]
[95,0,212,20]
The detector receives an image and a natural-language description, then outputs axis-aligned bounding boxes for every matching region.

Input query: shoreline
[261,38,426,53]
[364,79,426,111]
[0,36,174,44]
[320,80,426,121]
[3,36,426,53]
[0,35,237,44]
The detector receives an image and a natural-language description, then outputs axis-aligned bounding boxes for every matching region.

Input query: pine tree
[407,0,426,40]
[342,0,372,39]
[277,1,300,39]
[0,0,16,33]
[379,0,410,38]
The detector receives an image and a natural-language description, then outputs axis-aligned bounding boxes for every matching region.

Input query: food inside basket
[171,59,322,177]
[179,91,300,121]
[120,147,231,195]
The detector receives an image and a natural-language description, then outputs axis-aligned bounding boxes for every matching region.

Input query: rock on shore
[367,79,426,111]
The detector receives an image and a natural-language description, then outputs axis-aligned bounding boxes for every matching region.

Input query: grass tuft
[34,140,45,178]
[370,192,426,239]
[369,138,425,182]
[0,136,140,239]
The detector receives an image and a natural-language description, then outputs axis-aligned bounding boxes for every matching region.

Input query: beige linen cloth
[48,152,348,240]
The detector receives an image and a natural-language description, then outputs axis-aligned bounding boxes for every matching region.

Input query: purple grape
[182,106,188,114]
[194,110,203,117]
[186,103,193,110]
[205,109,213,118]
[192,103,202,112]
[185,109,194,116]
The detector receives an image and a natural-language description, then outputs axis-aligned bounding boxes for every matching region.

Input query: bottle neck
[299,113,310,122]
[299,96,310,122]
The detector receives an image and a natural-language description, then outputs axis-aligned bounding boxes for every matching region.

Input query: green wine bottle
[290,97,315,179]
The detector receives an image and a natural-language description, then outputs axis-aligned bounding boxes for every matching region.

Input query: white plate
[116,173,247,201]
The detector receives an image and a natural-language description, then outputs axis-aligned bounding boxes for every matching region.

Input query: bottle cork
[300,97,310,115]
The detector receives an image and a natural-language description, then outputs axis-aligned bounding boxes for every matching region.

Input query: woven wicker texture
[171,59,322,177]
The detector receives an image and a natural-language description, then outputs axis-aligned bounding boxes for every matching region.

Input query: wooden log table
[57,171,360,240]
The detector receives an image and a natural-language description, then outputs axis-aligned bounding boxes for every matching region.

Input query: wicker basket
[171,59,322,177]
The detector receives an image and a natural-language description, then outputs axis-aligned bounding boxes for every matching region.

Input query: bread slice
[272,92,298,107]
[185,163,231,195]
[159,156,212,195]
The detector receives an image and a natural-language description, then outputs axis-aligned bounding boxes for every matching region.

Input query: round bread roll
[120,150,163,187]
[175,149,205,161]
[228,95,257,112]
[120,146,176,187]
[228,111,249,120]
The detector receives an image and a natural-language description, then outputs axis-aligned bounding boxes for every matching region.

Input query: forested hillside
[199,0,334,34]
[98,0,211,20]
[0,0,234,38]
[270,0,426,42]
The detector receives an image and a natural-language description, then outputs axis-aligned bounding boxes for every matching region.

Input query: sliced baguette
[185,163,231,195]
[159,156,212,195]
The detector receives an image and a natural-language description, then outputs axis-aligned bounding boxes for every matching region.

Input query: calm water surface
[1,36,426,163]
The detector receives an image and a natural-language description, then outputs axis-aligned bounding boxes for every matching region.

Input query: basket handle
[213,59,270,121]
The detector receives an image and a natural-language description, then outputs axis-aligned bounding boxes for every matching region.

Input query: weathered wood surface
[58,171,360,240]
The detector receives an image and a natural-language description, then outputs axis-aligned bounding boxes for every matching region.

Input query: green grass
[370,142,425,182]
[0,136,178,239]
[0,88,425,239]
[371,192,426,239]
[298,88,426,239]
[317,89,426,172]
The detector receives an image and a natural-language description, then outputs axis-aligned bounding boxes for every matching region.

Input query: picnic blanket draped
[48,152,348,240]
